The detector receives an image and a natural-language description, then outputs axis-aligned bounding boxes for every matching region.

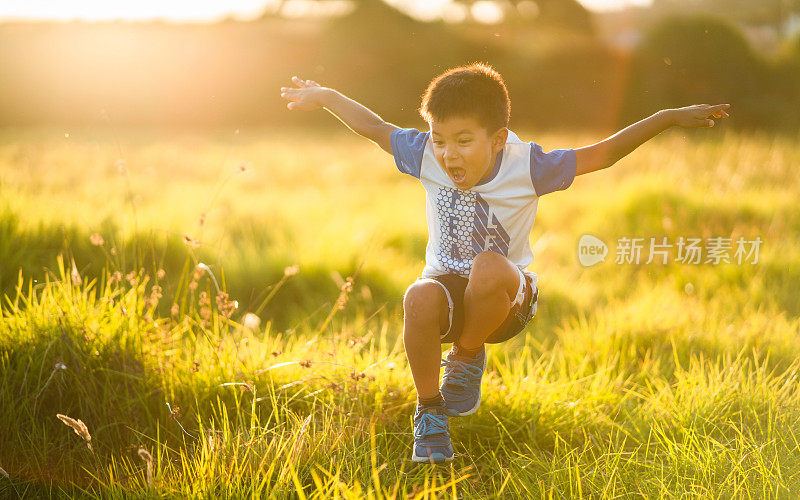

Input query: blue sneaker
[412,404,454,463]
[440,346,486,417]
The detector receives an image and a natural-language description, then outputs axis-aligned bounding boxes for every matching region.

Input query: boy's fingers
[694,116,713,127]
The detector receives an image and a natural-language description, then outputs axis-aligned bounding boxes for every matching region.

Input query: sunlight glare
[471,1,504,24]
[0,0,276,22]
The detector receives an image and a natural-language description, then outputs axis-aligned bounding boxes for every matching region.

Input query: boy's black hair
[418,62,510,135]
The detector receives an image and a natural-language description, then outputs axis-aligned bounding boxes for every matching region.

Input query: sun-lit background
[0,0,654,22]
[0,0,797,131]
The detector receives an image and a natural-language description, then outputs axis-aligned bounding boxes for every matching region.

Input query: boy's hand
[280,76,329,111]
[668,103,731,128]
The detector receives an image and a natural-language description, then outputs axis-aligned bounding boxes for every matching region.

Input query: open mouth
[449,167,466,183]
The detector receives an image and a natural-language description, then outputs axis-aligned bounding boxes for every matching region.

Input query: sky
[0,0,654,23]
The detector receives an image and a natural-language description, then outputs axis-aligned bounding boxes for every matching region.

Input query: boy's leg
[439,251,523,417]
[402,280,451,399]
[458,251,522,351]
[403,280,455,463]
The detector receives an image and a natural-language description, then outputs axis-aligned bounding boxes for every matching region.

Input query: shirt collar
[475,149,504,187]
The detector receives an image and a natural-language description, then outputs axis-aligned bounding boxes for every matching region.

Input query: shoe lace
[440,357,483,390]
[414,412,448,438]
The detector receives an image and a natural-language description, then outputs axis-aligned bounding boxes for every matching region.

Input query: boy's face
[430,115,508,190]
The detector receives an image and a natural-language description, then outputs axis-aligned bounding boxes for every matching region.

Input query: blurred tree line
[0,0,797,133]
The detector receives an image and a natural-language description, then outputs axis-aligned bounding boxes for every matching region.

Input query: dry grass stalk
[289,414,313,462]
[70,260,82,287]
[0,465,21,498]
[33,362,67,399]
[335,277,355,311]
[56,414,93,452]
[137,447,153,487]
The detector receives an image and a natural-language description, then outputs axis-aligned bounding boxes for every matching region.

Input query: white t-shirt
[390,127,576,286]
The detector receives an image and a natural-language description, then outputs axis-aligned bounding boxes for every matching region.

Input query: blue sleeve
[390,128,429,179]
[529,143,576,196]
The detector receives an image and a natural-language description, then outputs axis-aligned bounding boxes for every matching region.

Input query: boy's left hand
[668,103,731,128]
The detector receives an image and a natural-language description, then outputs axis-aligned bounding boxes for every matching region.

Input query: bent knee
[471,250,516,286]
[403,281,449,328]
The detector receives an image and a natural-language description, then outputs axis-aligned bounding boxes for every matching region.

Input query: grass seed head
[70,261,82,287]
[125,271,137,286]
[90,233,104,246]
[137,447,153,487]
[335,277,355,310]
[243,313,260,330]
[193,265,206,280]
[215,292,238,318]
[148,285,163,308]
[183,235,200,248]
[56,414,93,452]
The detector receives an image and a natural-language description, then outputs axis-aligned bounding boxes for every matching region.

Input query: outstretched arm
[280,76,397,154]
[574,103,731,177]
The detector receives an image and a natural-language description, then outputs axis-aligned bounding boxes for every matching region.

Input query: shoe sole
[443,354,487,417]
[412,450,454,463]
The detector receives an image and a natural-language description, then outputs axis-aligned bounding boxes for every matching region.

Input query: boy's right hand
[280,76,328,111]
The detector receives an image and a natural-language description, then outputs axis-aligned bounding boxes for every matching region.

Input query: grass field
[1,125,800,498]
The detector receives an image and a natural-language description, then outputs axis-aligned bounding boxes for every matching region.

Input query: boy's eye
[433,140,470,146]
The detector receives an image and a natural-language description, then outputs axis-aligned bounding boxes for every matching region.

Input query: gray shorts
[415,267,538,344]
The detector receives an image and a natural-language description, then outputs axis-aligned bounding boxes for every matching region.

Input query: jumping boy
[280,63,730,463]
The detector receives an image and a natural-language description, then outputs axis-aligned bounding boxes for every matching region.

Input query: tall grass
[1,126,800,497]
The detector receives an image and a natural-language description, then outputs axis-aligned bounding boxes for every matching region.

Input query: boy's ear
[491,127,509,152]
